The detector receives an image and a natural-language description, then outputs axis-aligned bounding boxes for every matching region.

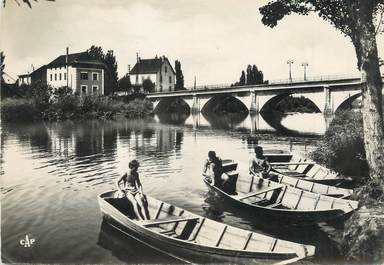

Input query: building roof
[47,51,105,69]
[130,56,175,75]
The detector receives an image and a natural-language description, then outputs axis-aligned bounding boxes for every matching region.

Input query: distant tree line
[234,64,265,86]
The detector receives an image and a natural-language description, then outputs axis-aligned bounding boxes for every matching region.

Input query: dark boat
[98,191,315,264]
[203,167,358,224]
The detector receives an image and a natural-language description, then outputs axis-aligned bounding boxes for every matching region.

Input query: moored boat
[98,190,315,264]
[272,172,353,198]
[204,167,358,224]
[265,154,352,185]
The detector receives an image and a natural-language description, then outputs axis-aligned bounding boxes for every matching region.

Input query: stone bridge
[147,76,384,114]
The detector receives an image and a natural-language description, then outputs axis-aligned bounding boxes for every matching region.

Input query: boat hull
[98,192,311,264]
[203,180,349,224]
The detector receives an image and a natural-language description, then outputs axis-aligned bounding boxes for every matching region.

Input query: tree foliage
[3,0,54,8]
[118,74,131,92]
[142,79,154,93]
[175,60,185,91]
[87,46,118,96]
[259,0,384,68]
[104,50,118,95]
[235,64,264,86]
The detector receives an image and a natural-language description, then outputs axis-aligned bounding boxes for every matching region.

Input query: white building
[129,56,175,93]
[46,52,105,95]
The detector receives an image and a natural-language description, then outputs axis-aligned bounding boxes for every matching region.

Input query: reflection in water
[182,112,327,136]
[156,112,189,125]
[97,220,179,264]
[2,117,332,264]
[202,112,248,130]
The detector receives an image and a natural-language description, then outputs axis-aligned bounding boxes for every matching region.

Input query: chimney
[136,52,140,63]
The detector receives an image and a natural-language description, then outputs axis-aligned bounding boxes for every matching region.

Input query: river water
[1,113,342,264]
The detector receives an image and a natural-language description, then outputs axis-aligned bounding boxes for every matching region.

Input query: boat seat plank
[142,216,200,227]
[271,162,315,166]
[237,185,283,200]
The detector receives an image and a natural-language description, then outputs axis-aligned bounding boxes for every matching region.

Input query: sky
[1,0,383,86]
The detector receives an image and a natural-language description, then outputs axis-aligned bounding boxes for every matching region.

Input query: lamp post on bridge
[301,62,308,81]
[287,59,294,83]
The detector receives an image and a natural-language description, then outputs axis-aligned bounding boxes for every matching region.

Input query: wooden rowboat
[271,172,353,199]
[266,154,352,185]
[222,160,353,198]
[203,169,358,224]
[98,191,315,264]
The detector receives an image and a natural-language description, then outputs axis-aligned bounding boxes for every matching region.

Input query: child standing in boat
[116,160,150,221]
[203,151,227,188]
[249,146,272,179]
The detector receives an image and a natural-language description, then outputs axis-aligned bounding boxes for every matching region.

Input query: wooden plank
[294,190,304,209]
[242,233,253,250]
[189,218,206,241]
[270,239,278,251]
[142,216,200,227]
[330,199,336,209]
[154,202,164,219]
[171,210,184,231]
[313,195,321,210]
[309,182,315,192]
[215,225,228,247]
[293,179,300,188]
[271,162,315,166]
[238,185,283,201]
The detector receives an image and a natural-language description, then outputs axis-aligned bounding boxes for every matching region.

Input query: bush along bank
[1,83,153,122]
[310,111,384,263]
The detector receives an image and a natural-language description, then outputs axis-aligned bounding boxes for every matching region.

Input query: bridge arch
[259,93,322,113]
[334,92,361,113]
[200,94,249,114]
[153,97,193,113]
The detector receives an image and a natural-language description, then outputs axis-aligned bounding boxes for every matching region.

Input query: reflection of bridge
[147,76,383,114]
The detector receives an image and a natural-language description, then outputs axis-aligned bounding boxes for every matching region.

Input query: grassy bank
[1,85,153,122]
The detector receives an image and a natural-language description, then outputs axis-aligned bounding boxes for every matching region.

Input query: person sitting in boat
[202,151,227,189]
[249,146,272,179]
[116,159,150,221]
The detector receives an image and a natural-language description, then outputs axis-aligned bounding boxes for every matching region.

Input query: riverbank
[1,96,153,122]
[310,111,384,263]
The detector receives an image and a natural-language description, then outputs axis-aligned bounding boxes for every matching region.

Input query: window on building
[160,74,162,83]
[92,86,98,94]
[92,72,98,81]
[165,66,167,73]
[169,76,172,83]
[169,86,172,90]
[81,85,87,94]
[55,73,57,81]
[141,76,144,82]
[64,73,67,80]
[80,72,88,80]
[59,73,62,80]
[50,74,52,81]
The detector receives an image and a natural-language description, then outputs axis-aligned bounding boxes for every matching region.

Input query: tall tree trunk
[354,12,384,181]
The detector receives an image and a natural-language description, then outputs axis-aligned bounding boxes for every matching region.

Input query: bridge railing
[269,74,360,85]
[148,74,365,95]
